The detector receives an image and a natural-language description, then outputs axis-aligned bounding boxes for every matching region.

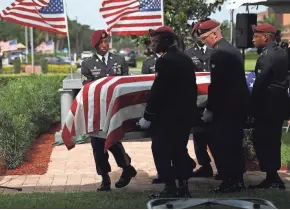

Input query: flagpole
[63,0,73,79]
[25,26,29,63]
[30,27,34,74]
[161,0,164,25]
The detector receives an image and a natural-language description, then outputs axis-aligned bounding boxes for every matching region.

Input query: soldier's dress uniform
[249,24,289,189]
[195,19,251,192]
[81,30,136,192]
[184,44,215,177]
[208,37,251,191]
[141,26,197,198]
[141,54,159,74]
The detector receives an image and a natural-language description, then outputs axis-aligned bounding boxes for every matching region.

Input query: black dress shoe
[152,177,163,184]
[248,179,285,190]
[97,181,111,192]
[115,165,137,188]
[177,180,191,198]
[210,180,245,193]
[214,173,223,180]
[191,166,213,178]
[149,187,180,199]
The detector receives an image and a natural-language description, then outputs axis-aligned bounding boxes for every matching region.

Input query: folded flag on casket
[61,73,211,151]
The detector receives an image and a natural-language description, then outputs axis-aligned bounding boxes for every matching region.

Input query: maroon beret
[191,21,201,35]
[252,23,276,34]
[149,26,175,36]
[196,20,220,36]
[91,30,108,48]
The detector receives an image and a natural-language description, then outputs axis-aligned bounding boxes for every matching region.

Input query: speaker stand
[242,48,246,66]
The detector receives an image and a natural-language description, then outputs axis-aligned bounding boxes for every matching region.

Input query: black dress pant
[253,118,284,172]
[209,116,245,179]
[151,122,195,183]
[91,137,131,175]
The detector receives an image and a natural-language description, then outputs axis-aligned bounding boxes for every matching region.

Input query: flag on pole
[0,40,18,52]
[0,0,67,36]
[100,0,140,31]
[100,0,163,36]
[35,40,54,52]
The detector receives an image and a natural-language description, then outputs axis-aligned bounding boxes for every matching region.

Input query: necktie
[102,56,106,65]
[201,48,204,55]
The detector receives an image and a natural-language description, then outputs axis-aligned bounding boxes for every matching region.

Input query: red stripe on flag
[93,77,115,132]
[105,118,139,152]
[0,17,67,35]
[82,82,94,133]
[113,23,162,28]
[100,1,138,12]
[106,75,155,112]
[110,90,150,118]
[62,125,76,150]
[197,83,209,95]
[120,15,162,20]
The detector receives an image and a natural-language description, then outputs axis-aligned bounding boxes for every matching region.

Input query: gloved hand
[201,108,213,123]
[137,117,151,129]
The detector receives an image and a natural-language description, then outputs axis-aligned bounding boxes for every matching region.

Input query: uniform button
[204,69,206,71]
[204,62,206,65]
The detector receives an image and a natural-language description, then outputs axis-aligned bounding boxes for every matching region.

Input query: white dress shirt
[96,52,109,65]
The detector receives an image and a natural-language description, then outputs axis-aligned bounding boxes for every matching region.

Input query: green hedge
[1,64,77,74]
[0,75,65,169]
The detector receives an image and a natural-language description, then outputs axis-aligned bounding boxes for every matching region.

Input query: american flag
[245,71,255,92]
[36,40,54,52]
[0,40,18,52]
[62,73,210,151]
[0,0,68,36]
[100,0,163,36]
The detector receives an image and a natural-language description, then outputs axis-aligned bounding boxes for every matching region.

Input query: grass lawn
[134,58,257,73]
[281,131,290,166]
[245,59,256,72]
[0,190,290,208]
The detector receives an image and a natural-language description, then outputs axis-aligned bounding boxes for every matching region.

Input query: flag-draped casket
[62,73,211,151]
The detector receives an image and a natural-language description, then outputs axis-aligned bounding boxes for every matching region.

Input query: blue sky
[1,0,267,30]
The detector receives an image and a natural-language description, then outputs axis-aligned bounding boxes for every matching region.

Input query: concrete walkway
[1,141,290,194]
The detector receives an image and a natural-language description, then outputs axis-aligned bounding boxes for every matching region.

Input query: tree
[131,0,225,50]
[220,20,232,41]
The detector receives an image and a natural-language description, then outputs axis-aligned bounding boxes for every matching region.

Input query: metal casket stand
[55,73,82,145]
[147,198,277,209]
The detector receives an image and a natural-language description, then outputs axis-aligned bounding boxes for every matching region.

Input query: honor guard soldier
[185,20,218,179]
[249,23,289,190]
[141,54,161,74]
[81,30,137,192]
[197,19,251,193]
[138,26,198,198]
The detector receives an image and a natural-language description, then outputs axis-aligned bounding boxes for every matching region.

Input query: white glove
[137,117,151,129]
[201,108,213,123]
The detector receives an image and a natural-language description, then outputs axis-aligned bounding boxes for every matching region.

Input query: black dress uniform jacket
[252,42,289,120]
[144,46,197,183]
[143,46,198,125]
[184,44,212,72]
[81,52,129,85]
[207,38,251,119]
[141,54,158,74]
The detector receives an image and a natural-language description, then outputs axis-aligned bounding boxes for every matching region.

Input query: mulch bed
[2,122,61,176]
[0,122,287,175]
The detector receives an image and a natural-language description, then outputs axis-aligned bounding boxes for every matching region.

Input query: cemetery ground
[0,55,290,208]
